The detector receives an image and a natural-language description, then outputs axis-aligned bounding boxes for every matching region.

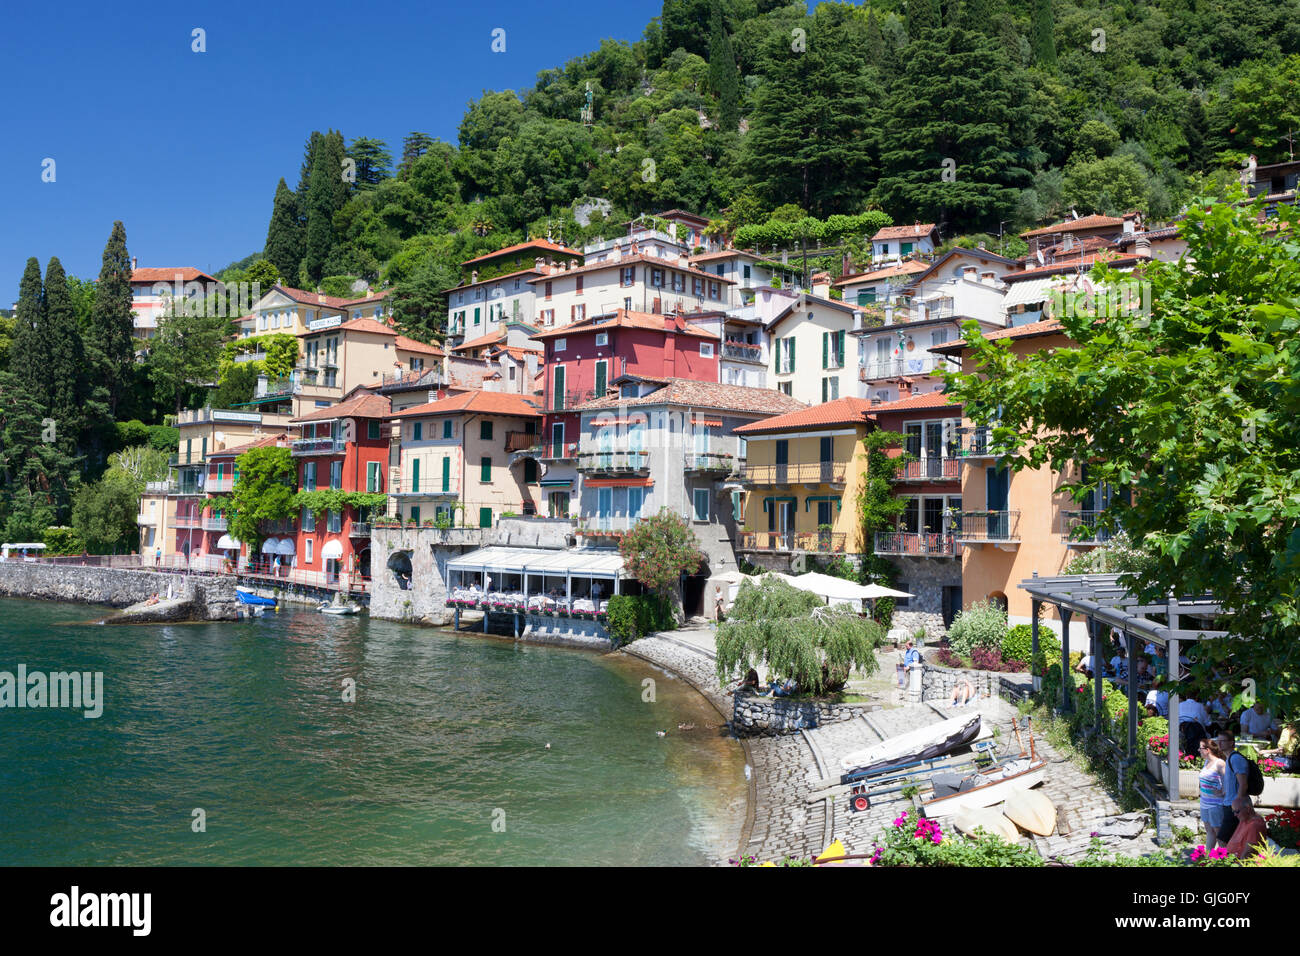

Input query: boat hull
[919,761,1046,818]
[840,713,983,779]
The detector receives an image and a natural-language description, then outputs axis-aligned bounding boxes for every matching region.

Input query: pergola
[1018,573,1230,802]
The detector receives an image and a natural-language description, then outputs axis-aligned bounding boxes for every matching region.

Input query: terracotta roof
[1021,215,1124,238]
[389,391,541,419]
[334,317,395,336]
[1009,252,1140,279]
[1115,226,1181,247]
[453,329,507,352]
[500,346,541,361]
[272,285,356,309]
[290,391,391,423]
[530,309,718,341]
[461,239,580,266]
[339,289,393,306]
[734,397,875,435]
[445,267,542,292]
[867,391,961,415]
[933,318,1069,354]
[526,253,736,285]
[207,434,288,458]
[834,260,930,287]
[131,267,217,285]
[873,224,937,242]
[689,248,759,263]
[395,335,442,356]
[576,378,806,418]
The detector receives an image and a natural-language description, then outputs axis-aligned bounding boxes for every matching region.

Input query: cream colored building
[765,290,859,405]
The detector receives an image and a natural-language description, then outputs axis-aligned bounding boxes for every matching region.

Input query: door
[775,439,788,484]
[942,586,962,629]
[551,422,564,459]
[816,500,833,550]
[594,360,607,398]
[553,365,566,411]
[819,436,833,483]
[924,422,944,478]
[986,466,1010,538]
[597,488,613,531]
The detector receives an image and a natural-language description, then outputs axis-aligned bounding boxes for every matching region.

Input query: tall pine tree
[11,258,45,398]
[264,178,303,284]
[708,2,741,132]
[301,130,348,284]
[87,221,135,417]
[907,0,942,37]
[1031,0,1057,69]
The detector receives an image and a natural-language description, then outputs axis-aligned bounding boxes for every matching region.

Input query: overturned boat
[839,713,983,780]
[916,754,1048,818]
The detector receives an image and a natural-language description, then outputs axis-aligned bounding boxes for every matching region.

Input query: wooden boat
[840,713,983,779]
[916,755,1048,818]
[1003,789,1057,836]
[952,806,1020,843]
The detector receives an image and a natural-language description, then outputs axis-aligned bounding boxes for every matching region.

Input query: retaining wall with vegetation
[730,691,872,737]
[0,561,238,620]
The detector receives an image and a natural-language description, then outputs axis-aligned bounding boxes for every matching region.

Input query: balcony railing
[391,479,458,497]
[684,452,736,473]
[258,519,298,535]
[955,511,1020,542]
[737,531,847,554]
[874,531,958,557]
[956,426,1000,459]
[541,442,579,462]
[722,340,764,362]
[145,480,176,495]
[546,388,598,412]
[202,517,228,531]
[1060,510,1114,545]
[291,437,347,456]
[350,523,372,538]
[576,450,650,474]
[506,430,541,453]
[205,477,235,493]
[891,457,959,482]
[742,461,847,485]
[174,514,203,529]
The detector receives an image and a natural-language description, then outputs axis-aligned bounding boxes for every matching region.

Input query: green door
[553,366,566,410]
[411,458,420,493]
[479,507,492,529]
[441,456,450,492]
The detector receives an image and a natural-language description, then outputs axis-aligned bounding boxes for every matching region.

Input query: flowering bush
[971,646,1027,672]
[1190,844,1232,865]
[1259,757,1289,778]
[1266,808,1300,849]
[1148,734,1200,769]
[869,810,1043,867]
[935,647,964,668]
[946,600,1007,657]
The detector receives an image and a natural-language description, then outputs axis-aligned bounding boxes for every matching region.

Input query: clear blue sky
[0,0,664,301]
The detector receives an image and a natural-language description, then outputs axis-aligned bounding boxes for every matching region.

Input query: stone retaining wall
[730,692,871,737]
[0,562,238,620]
[919,661,1033,704]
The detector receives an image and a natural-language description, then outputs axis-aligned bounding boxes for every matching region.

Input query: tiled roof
[1115,226,1181,246]
[526,253,736,285]
[765,292,856,330]
[933,318,1068,353]
[131,267,217,285]
[274,285,357,309]
[1009,252,1140,279]
[207,434,288,458]
[291,391,391,423]
[734,397,875,435]
[1021,215,1124,238]
[462,239,580,266]
[873,223,937,241]
[445,267,542,292]
[576,378,806,418]
[339,289,393,306]
[389,391,541,419]
[529,309,718,341]
[395,335,442,356]
[867,391,961,415]
[453,329,507,352]
[335,317,395,336]
[834,260,930,287]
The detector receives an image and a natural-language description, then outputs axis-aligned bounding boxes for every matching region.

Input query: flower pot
[1260,776,1300,808]
[1154,759,1199,798]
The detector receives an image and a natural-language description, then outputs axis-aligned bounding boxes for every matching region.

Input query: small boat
[318,598,360,615]
[235,588,277,608]
[952,806,1020,843]
[840,713,983,778]
[1003,789,1058,836]
[916,755,1048,818]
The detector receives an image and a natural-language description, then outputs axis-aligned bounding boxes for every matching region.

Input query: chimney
[534,257,545,271]
[870,397,882,406]
[811,271,831,298]
[977,240,986,251]
[1135,235,1152,258]
[317,293,326,304]
[981,271,997,285]
[898,379,913,398]
[962,265,978,279]
[471,270,479,283]
[914,222,921,236]
[131,256,138,271]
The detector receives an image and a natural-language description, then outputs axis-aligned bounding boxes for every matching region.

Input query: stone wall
[368,517,577,625]
[0,562,238,621]
[883,555,959,642]
[918,662,1032,704]
[730,692,872,737]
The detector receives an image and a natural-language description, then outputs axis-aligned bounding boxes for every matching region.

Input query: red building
[287,389,392,589]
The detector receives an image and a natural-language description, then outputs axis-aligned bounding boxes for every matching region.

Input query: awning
[1003,276,1074,309]
[275,538,296,555]
[216,534,239,550]
[539,479,573,487]
[261,538,280,554]
[447,546,553,575]
[447,546,625,580]
[320,539,344,560]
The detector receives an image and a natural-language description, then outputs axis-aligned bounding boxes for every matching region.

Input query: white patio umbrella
[858,583,914,600]
[776,572,880,607]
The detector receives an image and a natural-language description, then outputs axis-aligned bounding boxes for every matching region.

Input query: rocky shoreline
[0,562,238,621]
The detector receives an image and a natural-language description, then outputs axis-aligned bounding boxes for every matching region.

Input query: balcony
[258,519,298,535]
[742,460,847,486]
[350,523,372,538]
[576,450,650,474]
[540,442,579,462]
[1060,511,1114,546]
[145,479,176,495]
[722,340,764,363]
[174,514,203,529]
[390,479,459,498]
[891,457,959,482]
[684,452,736,474]
[506,430,541,453]
[955,511,1020,544]
[956,426,998,460]
[546,389,599,413]
[737,531,847,554]
[205,476,235,493]
[291,437,347,456]
[860,354,951,381]
[874,531,958,557]
[233,351,267,364]
[202,516,228,532]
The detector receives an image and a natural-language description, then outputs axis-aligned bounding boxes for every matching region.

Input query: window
[731,490,743,521]
[441,456,451,492]
[651,268,664,287]
[366,461,382,492]
[857,289,877,305]
[743,264,751,280]
[410,506,420,526]
[671,272,685,292]
[692,488,710,521]
[523,458,538,483]
[881,243,890,255]
[628,486,644,521]
[554,337,566,352]
[576,276,584,295]
[480,457,491,482]
[473,307,480,326]
[901,242,914,255]
[330,460,342,489]
[700,342,714,357]
[708,282,721,301]
[779,382,792,396]
[328,510,341,533]
[442,420,453,439]
[305,538,313,564]
[302,507,315,533]
[544,281,552,300]
[595,332,608,347]
[480,421,493,441]
[413,421,423,441]
[623,297,632,310]
[620,267,635,287]
[303,462,317,491]
[692,277,703,296]
[570,304,585,322]
[821,376,839,402]
[776,336,796,374]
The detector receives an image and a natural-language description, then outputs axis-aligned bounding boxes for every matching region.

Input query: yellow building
[733,397,874,569]
[388,391,545,528]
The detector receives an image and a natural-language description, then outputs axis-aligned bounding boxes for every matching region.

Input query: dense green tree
[618,507,703,602]
[71,472,139,553]
[398,132,436,178]
[1225,55,1300,164]
[86,221,135,418]
[302,130,348,282]
[148,301,233,415]
[1062,154,1151,215]
[346,136,393,191]
[1030,0,1056,69]
[228,446,296,551]
[390,260,459,343]
[263,179,303,284]
[708,1,741,130]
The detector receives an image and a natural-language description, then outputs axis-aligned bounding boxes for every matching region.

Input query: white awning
[447,546,554,575]
[275,538,296,555]
[447,546,625,579]
[1002,275,1074,309]
[261,538,280,554]
[320,539,344,560]
[216,534,239,550]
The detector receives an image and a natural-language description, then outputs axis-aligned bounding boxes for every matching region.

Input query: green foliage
[947,599,1007,657]
[42,525,85,556]
[871,810,1044,867]
[70,472,138,553]
[228,447,296,549]
[292,489,388,518]
[617,507,702,599]
[1003,624,1035,664]
[605,593,675,646]
[715,578,881,695]
[857,429,909,584]
[872,596,895,632]
[148,300,235,415]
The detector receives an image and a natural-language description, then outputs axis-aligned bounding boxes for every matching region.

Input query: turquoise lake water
[0,598,746,866]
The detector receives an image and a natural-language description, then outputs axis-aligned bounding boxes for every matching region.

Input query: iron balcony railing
[891,457,960,482]
[202,516,228,531]
[546,388,598,412]
[956,426,998,458]
[1061,510,1115,545]
[874,531,958,557]
[737,531,847,554]
[576,450,650,473]
[350,523,372,538]
[742,460,847,485]
[173,514,203,529]
[684,452,735,473]
[205,476,235,493]
[722,341,764,362]
[291,437,347,456]
[392,476,458,497]
[956,511,1021,541]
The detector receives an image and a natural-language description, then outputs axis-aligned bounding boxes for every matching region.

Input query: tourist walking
[1197,738,1226,848]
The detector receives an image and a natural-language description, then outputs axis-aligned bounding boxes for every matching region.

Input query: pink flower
[1190,845,1205,862]
[1209,847,1229,861]
[893,814,908,828]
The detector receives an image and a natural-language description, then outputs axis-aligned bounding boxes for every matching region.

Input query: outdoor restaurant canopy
[261,538,280,554]
[774,572,912,607]
[275,539,296,555]
[215,534,239,550]
[447,546,625,579]
[320,539,344,560]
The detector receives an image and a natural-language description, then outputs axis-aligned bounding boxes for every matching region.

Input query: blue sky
[0,0,664,300]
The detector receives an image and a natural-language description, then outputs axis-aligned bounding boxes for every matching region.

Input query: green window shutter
[442,419,452,439]
[368,420,380,440]
[411,506,420,525]
[411,458,420,492]
[822,378,828,403]
[479,507,492,528]
[481,420,493,441]
[523,458,538,483]
[836,330,845,366]
[480,456,491,482]
[789,337,795,372]
[441,456,450,492]
[413,421,422,441]
[822,332,828,369]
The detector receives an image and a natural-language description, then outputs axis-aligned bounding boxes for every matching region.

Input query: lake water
[0,598,746,866]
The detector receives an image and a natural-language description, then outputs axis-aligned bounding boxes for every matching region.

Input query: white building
[130,265,217,343]
[870,223,939,264]
[446,239,581,346]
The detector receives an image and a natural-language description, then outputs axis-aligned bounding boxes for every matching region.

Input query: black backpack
[1236,750,1266,797]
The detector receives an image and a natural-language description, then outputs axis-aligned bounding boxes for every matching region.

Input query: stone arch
[387,550,413,590]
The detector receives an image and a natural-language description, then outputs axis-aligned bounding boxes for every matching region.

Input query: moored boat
[235,588,277,608]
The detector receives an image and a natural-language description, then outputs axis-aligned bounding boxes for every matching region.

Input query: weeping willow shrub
[715,579,882,695]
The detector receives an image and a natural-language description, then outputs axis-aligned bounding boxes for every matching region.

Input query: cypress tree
[866,10,887,65]
[1031,0,1057,69]
[88,221,136,417]
[11,258,45,398]
[264,178,303,284]
[41,259,85,447]
[708,2,741,131]
[302,131,348,283]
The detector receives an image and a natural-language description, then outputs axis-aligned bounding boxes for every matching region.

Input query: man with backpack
[1216,729,1264,845]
